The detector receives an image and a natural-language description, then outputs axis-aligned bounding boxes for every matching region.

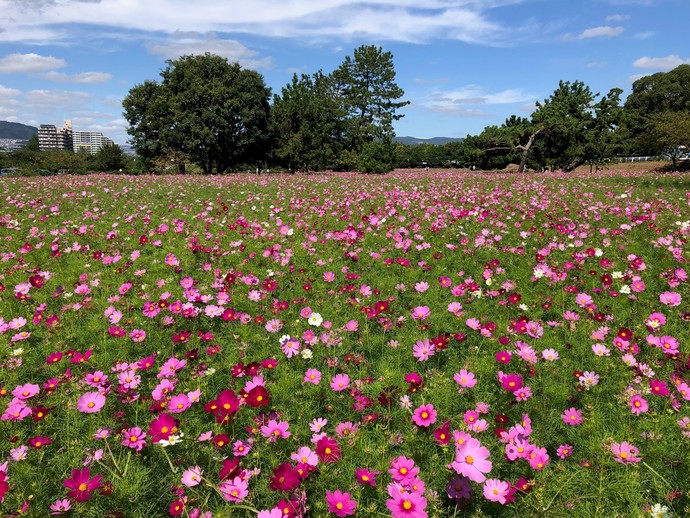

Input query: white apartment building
[38,120,73,151]
[73,131,115,155]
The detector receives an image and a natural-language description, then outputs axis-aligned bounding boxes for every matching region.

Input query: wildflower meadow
[0,170,689,517]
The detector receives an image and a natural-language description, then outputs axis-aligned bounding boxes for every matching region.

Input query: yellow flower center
[78,483,88,491]
[465,456,474,464]
[403,501,412,510]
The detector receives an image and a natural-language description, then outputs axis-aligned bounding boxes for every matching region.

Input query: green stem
[642,461,672,488]
[542,470,580,511]
[104,440,122,475]
[96,459,123,481]
[159,445,178,474]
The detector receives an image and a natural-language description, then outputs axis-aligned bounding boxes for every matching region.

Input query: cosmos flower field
[0,170,688,517]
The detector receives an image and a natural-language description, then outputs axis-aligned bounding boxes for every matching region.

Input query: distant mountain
[394,136,463,146]
[0,121,38,140]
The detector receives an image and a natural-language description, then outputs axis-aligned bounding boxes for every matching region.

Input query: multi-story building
[73,131,115,155]
[38,120,73,151]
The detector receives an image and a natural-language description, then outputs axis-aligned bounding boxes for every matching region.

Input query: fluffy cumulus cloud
[0,53,66,73]
[633,54,690,70]
[147,33,272,69]
[576,25,624,39]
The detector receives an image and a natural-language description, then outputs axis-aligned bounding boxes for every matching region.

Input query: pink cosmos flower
[292,446,319,466]
[157,357,186,378]
[121,427,146,451]
[410,306,431,321]
[611,441,642,464]
[233,439,253,456]
[541,349,559,361]
[388,456,419,483]
[12,383,40,399]
[659,291,681,306]
[334,421,358,438]
[129,329,146,342]
[219,476,249,503]
[414,282,429,293]
[355,468,379,486]
[385,488,428,518]
[168,394,192,414]
[454,369,477,388]
[483,479,510,504]
[451,437,492,483]
[181,465,203,487]
[260,419,291,442]
[629,395,648,415]
[412,339,435,361]
[304,368,322,384]
[77,392,106,413]
[49,499,72,514]
[345,320,359,332]
[556,444,573,459]
[561,407,583,426]
[326,489,357,517]
[412,404,437,428]
[330,374,350,392]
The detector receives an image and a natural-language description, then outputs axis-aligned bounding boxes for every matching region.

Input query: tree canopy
[123,54,271,174]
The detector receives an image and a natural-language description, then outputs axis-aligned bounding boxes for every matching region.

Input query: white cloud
[0,53,66,73]
[605,14,630,22]
[43,71,113,83]
[586,61,609,68]
[576,26,624,39]
[0,0,525,46]
[633,54,690,70]
[422,85,536,115]
[147,33,272,69]
[633,31,654,40]
[24,89,91,110]
[0,84,22,98]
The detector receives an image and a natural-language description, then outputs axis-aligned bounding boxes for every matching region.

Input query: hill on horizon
[394,135,463,146]
[0,121,38,140]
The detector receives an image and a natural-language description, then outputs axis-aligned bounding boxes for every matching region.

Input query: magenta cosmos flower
[561,407,584,426]
[77,391,106,413]
[121,427,147,451]
[63,467,104,502]
[611,441,642,464]
[147,413,180,443]
[386,489,428,518]
[451,437,492,483]
[325,489,357,517]
[412,404,437,428]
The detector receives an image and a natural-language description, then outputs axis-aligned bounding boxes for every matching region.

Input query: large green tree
[123,54,271,174]
[529,81,623,171]
[331,45,409,156]
[648,110,690,168]
[623,65,690,155]
[271,71,344,172]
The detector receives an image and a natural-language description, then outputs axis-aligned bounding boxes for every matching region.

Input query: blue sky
[0,0,687,144]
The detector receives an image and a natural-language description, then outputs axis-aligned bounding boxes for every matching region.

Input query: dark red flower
[269,462,300,492]
[315,436,341,463]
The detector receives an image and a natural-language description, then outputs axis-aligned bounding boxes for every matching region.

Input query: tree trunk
[517,127,543,174]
